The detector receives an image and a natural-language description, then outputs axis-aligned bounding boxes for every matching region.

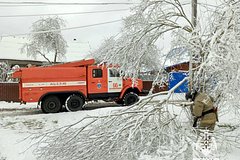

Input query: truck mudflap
[119,87,141,99]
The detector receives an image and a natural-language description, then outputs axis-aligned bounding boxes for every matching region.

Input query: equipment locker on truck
[12,59,143,113]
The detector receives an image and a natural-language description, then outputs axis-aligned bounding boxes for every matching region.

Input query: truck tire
[65,95,85,112]
[41,96,62,113]
[115,99,124,105]
[123,92,139,106]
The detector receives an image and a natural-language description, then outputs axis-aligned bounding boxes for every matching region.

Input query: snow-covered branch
[32,78,197,160]
[91,0,193,79]
[28,1,240,159]
[21,16,68,63]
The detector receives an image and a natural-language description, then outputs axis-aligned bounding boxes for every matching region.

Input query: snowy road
[0,102,119,117]
[0,108,41,117]
[0,101,122,160]
[0,96,240,160]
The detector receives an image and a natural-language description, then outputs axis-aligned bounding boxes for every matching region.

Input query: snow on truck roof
[51,59,95,67]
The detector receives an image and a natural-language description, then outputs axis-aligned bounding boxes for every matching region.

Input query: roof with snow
[0,58,47,67]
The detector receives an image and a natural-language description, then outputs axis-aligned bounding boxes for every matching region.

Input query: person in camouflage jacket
[186,90,217,130]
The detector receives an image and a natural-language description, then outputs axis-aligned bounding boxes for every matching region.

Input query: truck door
[87,66,108,94]
[107,68,123,93]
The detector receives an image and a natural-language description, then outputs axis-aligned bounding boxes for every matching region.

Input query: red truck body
[13,59,143,113]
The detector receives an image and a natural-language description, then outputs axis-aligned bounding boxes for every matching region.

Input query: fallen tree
[33,78,199,160]
[30,0,240,159]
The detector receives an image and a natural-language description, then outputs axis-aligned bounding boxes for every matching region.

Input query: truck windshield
[109,69,120,77]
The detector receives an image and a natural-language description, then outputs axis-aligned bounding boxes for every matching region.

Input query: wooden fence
[142,81,168,94]
[0,81,167,102]
[0,83,20,102]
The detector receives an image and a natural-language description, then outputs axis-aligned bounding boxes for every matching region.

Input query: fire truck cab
[13,59,143,113]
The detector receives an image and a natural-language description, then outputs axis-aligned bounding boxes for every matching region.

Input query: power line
[0,2,137,6]
[1,19,122,38]
[180,2,220,8]
[0,8,129,18]
[198,2,220,8]
[0,5,46,7]
[0,40,89,45]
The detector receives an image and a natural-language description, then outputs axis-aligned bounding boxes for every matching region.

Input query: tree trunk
[189,0,198,91]
[37,51,52,64]
[54,48,58,63]
[191,0,197,28]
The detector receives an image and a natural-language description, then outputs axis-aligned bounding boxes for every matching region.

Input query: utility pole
[189,0,197,92]
[192,0,197,28]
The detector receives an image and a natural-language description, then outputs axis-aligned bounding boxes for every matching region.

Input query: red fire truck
[13,59,143,113]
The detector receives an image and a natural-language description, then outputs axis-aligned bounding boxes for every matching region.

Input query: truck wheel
[41,96,62,113]
[123,92,139,106]
[65,95,85,112]
[115,99,124,105]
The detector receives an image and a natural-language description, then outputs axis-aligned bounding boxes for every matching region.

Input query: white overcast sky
[0,0,137,61]
[0,0,221,62]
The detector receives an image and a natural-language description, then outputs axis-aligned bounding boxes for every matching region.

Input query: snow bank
[0,101,122,160]
[0,101,38,109]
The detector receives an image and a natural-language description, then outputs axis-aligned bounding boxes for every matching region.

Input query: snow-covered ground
[0,101,123,160]
[0,94,239,160]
